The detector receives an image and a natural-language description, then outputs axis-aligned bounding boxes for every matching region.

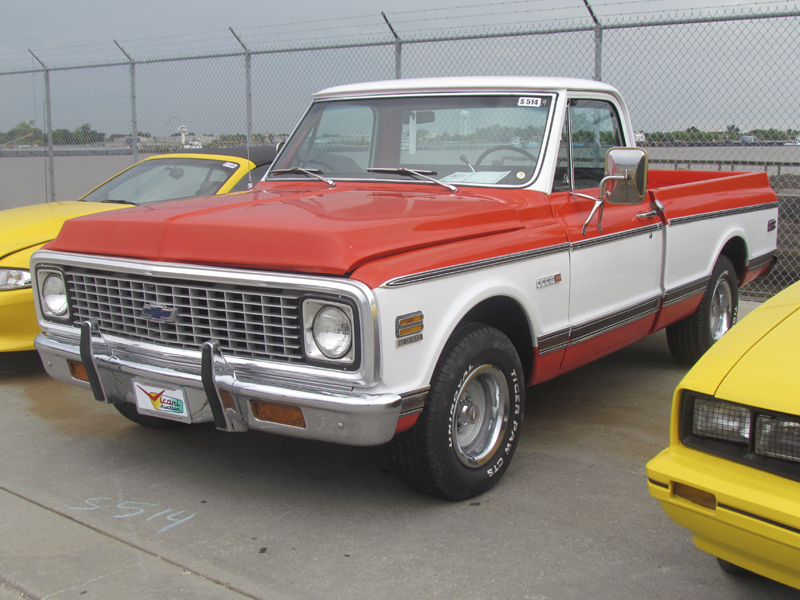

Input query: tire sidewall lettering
[445,356,522,481]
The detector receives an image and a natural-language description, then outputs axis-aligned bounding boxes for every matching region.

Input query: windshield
[268,94,555,187]
[80,157,242,204]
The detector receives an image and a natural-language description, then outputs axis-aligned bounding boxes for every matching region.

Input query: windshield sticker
[222,162,238,169]
[440,171,511,184]
[518,97,545,107]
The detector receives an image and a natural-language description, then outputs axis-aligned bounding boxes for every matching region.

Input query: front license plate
[133,380,191,423]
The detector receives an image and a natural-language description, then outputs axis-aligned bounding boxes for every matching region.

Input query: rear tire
[114,401,187,430]
[667,255,738,366]
[389,323,525,500]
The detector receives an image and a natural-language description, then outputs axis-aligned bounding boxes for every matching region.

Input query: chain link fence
[1,9,799,298]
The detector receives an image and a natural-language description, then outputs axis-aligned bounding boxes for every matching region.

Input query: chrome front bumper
[35,322,408,446]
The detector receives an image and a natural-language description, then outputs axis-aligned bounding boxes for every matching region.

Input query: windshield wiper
[367,167,457,192]
[271,167,335,187]
[98,199,138,205]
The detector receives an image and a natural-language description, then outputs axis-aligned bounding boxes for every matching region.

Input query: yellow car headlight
[681,391,800,480]
[0,268,32,290]
[691,396,751,445]
[756,415,800,464]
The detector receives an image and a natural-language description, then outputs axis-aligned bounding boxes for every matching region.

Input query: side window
[569,99,623,189]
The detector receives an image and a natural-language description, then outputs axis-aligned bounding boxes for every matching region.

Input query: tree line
[4,120,799,148]
[645,125,800,145]
[1,121,151,146]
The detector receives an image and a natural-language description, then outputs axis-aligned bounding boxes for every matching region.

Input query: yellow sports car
[647,280,800,589]
[0,146,275,353]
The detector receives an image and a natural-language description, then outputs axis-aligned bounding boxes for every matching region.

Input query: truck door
[553,98,665,371]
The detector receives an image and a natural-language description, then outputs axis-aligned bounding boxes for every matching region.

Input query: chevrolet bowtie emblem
[141,303,178,323]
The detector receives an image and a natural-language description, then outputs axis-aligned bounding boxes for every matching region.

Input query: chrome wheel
[710,278,733,341]
[453,365,509,468]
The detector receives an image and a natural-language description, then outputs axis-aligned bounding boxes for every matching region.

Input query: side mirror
[275,140,285,153]
[601,147,648,205]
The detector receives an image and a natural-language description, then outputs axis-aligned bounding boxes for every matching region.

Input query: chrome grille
[65,268,303,362]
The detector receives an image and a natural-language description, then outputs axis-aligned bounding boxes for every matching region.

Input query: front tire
[389,323,525,500]
[667,255,738,365]
[717,557,752,576]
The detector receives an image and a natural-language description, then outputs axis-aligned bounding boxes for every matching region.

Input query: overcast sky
[0,0,790,71]
[1,0,796,136]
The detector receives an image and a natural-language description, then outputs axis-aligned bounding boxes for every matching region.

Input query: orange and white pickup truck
[32,77,778,500]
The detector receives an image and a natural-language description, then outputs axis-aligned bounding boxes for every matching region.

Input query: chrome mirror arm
[581,200,605,236]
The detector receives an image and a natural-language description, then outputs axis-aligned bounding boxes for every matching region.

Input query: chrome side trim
[399,388,429,417]
[537,328,570,355]
[663,276,711,307]
[570,223,662,252]
[382,224,663,288]
[748,250,777,272]
[570,296,662,345]
[668,202,779,227]
[382,243,570,288]
[536,296,663,353]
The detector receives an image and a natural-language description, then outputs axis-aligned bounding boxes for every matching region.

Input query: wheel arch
[719,235,748,284]
[458,295,534,383]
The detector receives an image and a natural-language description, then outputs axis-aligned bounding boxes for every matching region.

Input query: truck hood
[0,201,123,260]
[48,184,526,275]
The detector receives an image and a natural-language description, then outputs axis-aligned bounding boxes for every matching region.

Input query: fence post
[114,40,138,164]
[382,12,402,79]
[582,0,602,81]
[594,26,603,81]
[395,40,402,80]
[230,28,253,152]
[29,50,54,203]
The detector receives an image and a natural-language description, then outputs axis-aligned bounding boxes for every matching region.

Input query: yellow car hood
[681,282,800,414]
[0,201,123,259]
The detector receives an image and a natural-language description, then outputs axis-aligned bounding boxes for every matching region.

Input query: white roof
[314,76,620,99]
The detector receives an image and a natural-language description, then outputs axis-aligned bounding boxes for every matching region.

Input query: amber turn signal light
[396,312,424,338]
[673,482,716,509]
[219,390,236,410]
[68,360,89,382]
[250,400,305,428]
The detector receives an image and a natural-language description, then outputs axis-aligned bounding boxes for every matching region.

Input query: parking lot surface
[1,302,798,599]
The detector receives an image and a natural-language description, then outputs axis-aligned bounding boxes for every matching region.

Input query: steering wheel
[474,145,536,167]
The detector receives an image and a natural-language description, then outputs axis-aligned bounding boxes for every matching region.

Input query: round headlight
[312,306,352,359]
[42,273,68,317]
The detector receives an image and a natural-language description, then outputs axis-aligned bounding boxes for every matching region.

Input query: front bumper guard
[37,321,410,446]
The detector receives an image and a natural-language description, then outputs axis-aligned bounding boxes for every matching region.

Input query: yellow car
[647,281,800,589]
[0,146,275,353]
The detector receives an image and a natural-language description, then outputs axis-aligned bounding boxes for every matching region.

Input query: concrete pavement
[1,301,798,599]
